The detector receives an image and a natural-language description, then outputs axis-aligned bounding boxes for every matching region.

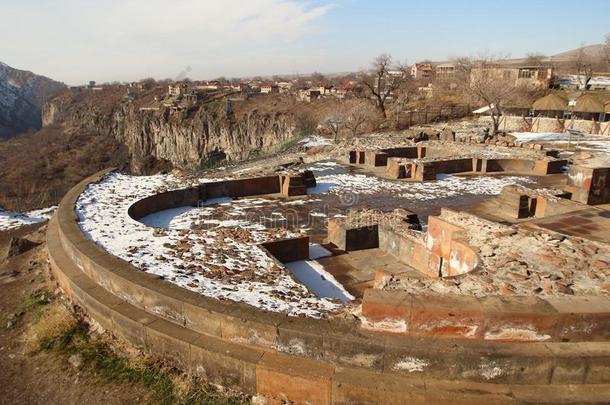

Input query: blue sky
[1,0,608,84]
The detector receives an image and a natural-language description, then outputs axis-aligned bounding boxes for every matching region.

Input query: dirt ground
[0,224,156,405]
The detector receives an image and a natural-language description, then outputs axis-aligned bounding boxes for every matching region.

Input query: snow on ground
[75,160,539,316]
[299,135,333,148]
[509,132,610,156]
[308,161,534,201]
[553,140,610,156]
[509,132,573,143]
[0,206,56,231]
[76,172,342,318]
[284,259,354,302]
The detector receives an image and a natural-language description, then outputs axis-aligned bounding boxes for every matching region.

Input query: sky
[1,0,608,85]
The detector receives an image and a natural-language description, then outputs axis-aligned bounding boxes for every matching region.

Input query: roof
[414,63,433,70]
[532,93,568,111]
[574,94,605,113]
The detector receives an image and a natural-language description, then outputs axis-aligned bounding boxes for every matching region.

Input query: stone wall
[481,116,610,135]
[46,169,610,402]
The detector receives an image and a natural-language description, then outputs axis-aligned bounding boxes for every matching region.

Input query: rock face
[0,62,66,138]
[43,90,296,174]
[115,107,295,173]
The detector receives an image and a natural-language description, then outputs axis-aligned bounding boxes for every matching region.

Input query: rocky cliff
[0,62,66,138]
[43,88,297,173]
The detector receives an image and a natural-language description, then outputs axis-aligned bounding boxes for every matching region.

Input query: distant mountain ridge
[0,61,66,138]
[551,44,606,61]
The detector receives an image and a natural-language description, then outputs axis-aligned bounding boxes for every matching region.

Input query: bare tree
[573,44,593,90]
[358,54,408,118]
[603,34,610,71]
[524,52,547,66]
[455,56,526,135]
[343,100,377,137]
[311,72,327,85]
[322,112,344,141]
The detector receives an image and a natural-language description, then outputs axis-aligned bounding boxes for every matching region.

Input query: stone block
[110,301,156,348]
[546,296,610,341]
[190,335,262,394]
[386,158,403,178]
[182,300,223,337]
[256,352,333,404]
[322,321,385,370]
[276,317,327,359]
[443,237,479,277]
[361,289,411,333]
[220,311,280,348]
[481,296,559,342]
[409,294,484,339]
[365,151,388,167]
[261,236,309,263]
[327,219,378,252]
[425,216,462,259]
[144,319,196,371]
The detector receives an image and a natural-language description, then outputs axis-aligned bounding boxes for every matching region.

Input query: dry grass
[20,287,248,404]
[23,301,77,354]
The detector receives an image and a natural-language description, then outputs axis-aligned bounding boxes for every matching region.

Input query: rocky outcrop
[43,90,296,173]
[0,61,66,138]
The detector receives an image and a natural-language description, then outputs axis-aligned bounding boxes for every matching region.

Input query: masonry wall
[46,169,610,403]
[481,116,610,135]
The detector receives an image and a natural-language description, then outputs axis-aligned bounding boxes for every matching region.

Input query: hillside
[0,85,317,211]
[551,43,606,61]
[0,62,66,138]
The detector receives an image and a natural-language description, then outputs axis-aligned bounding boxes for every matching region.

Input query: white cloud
[0,0,333,84]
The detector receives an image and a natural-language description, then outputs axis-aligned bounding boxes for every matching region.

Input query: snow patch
[76,172,342,318]
[0,206,56,231]
[392,357,429,372]
[284,259,354,302]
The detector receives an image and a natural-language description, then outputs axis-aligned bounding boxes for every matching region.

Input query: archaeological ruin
[46,135,610,404]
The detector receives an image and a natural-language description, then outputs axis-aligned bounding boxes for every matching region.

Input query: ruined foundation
[45,166,610,403]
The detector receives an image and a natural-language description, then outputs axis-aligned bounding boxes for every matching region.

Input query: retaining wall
[46,169,610,403]
[385,157,566,180]
[481,115,610,135]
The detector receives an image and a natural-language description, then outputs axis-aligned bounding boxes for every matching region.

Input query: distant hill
[551,44,606,61]
[0,62,66,139]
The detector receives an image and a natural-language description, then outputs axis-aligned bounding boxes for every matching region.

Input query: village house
[316,85,335,95]
[435,63,456,76]
[411,63,434,79]
[277,81,294,94]
[260,83,279,94]
[297,88,321,102]
[470,64,554,88]
[334,82,354,98]
[168,83,189,96]
[198,80,221,91]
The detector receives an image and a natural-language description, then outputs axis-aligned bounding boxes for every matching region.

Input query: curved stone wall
[47,169,610,403]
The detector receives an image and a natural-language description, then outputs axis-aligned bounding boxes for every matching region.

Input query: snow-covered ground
[509,132,573,143]
[76,172,343,318]
[75,161,537,316]
[299,135,333,148]
[308,161,535,201]
[509,132,610,156]
[0,206,56,231]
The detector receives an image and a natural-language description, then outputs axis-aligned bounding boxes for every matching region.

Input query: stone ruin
[44,140,610,403]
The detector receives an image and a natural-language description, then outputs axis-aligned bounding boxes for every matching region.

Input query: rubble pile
[385,210,610,297]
